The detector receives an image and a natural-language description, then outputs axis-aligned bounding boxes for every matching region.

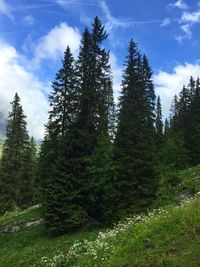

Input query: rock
[1,218,43,235]
[25,219,43,228]
[10,225,20,233]
[176,188,197,203]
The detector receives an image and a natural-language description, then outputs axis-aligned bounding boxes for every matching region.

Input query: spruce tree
[187,78,200,165]
[164,118,170,138]
[161,93,188,170]
[114,40,157,216]
[73,17,115,220]
[87,17,115,220]
[21,136,38,206]
[39,46,87,234]
[40,18,115,232]
[155,95,163,149]
[0,93,31,213]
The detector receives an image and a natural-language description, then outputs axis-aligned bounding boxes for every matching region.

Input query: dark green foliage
[39,46,88,234]
[22,137,38,206]
[187,78,200,164]
[159,93,188,171]
[160,134,188,170]
[0,93,34,214]
[164,118,170,138]
[35,20,200,234]
[165,76,200,168]
[86,137,117,223]
[71,17,115,220]
[39,18,115,233]
[155,95,163,149]
[113,40,157,215]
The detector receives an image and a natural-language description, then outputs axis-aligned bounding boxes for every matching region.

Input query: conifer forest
[1,15,200,267]
[0,16,200,233]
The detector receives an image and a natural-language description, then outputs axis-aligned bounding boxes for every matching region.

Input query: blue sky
[0,0,200,139]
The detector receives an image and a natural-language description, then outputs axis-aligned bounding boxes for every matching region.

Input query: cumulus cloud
[0,0,14,19]
[0,21,83,138]
[0,41,49,139]
[34,22,81,63]
[154,62,200,118]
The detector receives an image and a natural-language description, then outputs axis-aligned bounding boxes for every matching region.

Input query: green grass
[57,195,200,267]
[0,219,101,267]
[154,164,200,208]
[0,205,41,225]
[0,165,200,267]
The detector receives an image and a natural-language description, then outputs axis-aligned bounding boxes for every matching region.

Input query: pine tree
[72,17,115,220]
[161,93,188,171]
[164,118,170,138]
[87,17,115,220]
[0,93,31,214]
[155,95,163,149]
[113,39,157,216]
[187,78,200,165]
[39,46,87,234]
[21,137,38,206]
[40,18,115,232]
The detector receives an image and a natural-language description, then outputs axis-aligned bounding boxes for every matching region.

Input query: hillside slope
[56,194,200,267]
[0,165,200,267]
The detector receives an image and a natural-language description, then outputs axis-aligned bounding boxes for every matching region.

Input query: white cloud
[23,15,35,26]
[175,23,192,43]
[109,52,122,101]
[169,0,188,10]
[160,18,171,27]
[0,0,14,19]
[181,11,200,23]
[175,35,185,44]
[99,0,127,30]
[34,22,81,63]
[180,24,192,38]
[56,0,97,7]
[99,0,161,31]
[175,10,200,43]
[154,62,200,118]
[0,41,49,139]
[0,22,82,138]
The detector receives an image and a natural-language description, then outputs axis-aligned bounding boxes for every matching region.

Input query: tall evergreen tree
[39,46,87,234]
[0,93,31,213]
[155,95,163,149]
[187,77,200,164]
[22,136,38,206]
[72,17,115,220]
[161,92,189,171]
[164,118,170,138]
[39,18,115,232]
[113,39,157,216]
